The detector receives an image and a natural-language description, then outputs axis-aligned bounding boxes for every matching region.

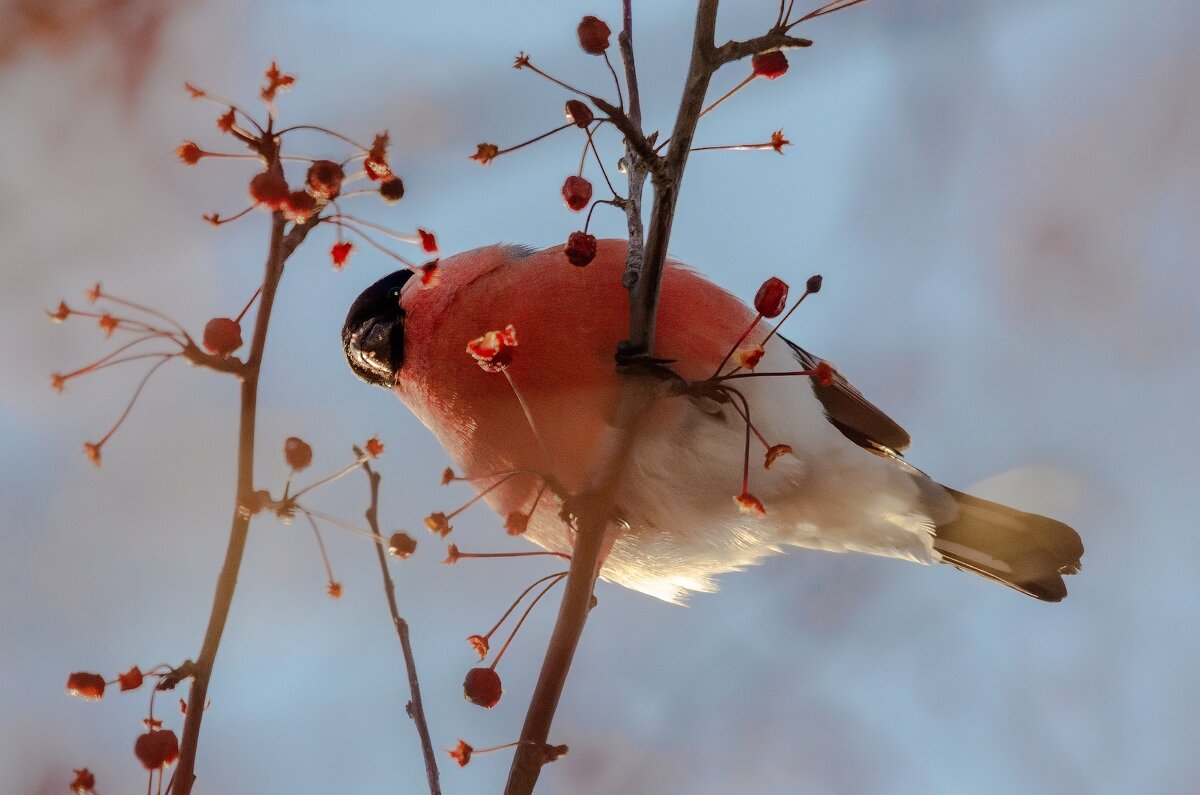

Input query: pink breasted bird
[343,240,1082,603]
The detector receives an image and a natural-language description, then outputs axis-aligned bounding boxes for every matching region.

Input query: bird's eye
[389,287,401,299]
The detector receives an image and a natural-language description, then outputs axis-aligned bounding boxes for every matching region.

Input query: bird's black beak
[342,270,414,388]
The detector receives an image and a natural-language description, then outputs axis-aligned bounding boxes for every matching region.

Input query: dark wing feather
[780,337,912,454]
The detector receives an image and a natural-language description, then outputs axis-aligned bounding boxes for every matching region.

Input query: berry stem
[272,124,370,152]
[490,573,568,670]
[357,455,442,794]
[302,511,336,588]
[710,314,763,378]
[233,285,263,324]
[503,370,557,479]
[479,572,569,649]
[325,219,419,269]
[290,454,368,500]
[445,471,523,520]
[96,291,190,337]
[94,355,175,448]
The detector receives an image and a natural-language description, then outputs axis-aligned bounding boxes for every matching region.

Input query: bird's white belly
[524,343,940,603]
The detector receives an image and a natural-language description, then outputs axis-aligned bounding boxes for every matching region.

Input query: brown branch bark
[358,455,442,795]
[173,214,313,795]
[504,1,808,792]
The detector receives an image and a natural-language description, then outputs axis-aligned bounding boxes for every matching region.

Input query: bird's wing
[780,336,913,454]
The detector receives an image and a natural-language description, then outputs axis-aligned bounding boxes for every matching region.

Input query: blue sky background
[2,1,1199,793]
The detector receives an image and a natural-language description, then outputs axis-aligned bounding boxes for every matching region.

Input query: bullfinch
[343,239,1082,603]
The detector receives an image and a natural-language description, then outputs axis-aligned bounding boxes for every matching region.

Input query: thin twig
[359,453,442,795]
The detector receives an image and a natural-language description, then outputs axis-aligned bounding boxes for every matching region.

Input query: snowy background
[2,1,1198,793]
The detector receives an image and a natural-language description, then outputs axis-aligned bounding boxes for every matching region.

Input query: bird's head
[342,269,414,388]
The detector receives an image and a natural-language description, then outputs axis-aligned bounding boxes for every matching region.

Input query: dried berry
[734,492,766,516]
[387,532,417,558]
[565,99,594,128]
[561,175,593,212]
[418,229,438,253]
[248,170,289,210]
[66,672,106,700]
[379,176,405,203]
[463,667,502,708]
[752,51,789,80]
[134,729,179,770]
[448,739,473,767]
[504,511,530,536]
[754,276,789,318]
[326,581,343,599]
[202,317,243,357]
[466,325,518,372]
[70,768,96,794]
[736,346,765,370]
[282,190,317,223]
[364,437,385,458]
[117,666,144,692]
[467,634,489,659]
[330,241,354,270]
[283,437,313,470]
[365,132,392,180]
[814,360,835,387]
[424,512,452,537]
[564,231,597,267]
[470,143,500,165]
[806,274,823,294]
[764,443,794,469]
[175,142,203,165]
[577,16,612,55]
[305,160,345,201]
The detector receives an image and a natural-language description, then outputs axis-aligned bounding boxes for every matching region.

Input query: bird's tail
[931,487,1083,602]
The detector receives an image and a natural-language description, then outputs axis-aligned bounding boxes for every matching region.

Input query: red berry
[387,532,417,558]
[752,51,789,80]
[248,170,289,210]
[577,16,612,55]
[463,667,502,708]
[283,437,313,470]
[564,231,597,267]
[134,729,179,770]
[379,176,405,203]
[66,672,106,700]
[305,160,345,200]
[202,317,243,357]
[565,99,594,128]
[561,175,593,212]
[282,190,317,223]
[754,276,789,318]
[418,228,438,253]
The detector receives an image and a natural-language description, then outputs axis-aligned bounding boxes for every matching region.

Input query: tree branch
[505,2,744,793]
[712,29,812,66]
[359,454,442,795]
[173,213,313,795]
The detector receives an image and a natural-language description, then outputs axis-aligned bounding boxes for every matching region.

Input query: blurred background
[3,0,1198,793]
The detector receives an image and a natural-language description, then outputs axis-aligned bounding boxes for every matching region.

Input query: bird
[342,239,1082,604]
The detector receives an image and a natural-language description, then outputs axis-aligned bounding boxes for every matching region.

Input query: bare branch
[359,454,442,795]
[173,213,314,795]
[713,30,812,66]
